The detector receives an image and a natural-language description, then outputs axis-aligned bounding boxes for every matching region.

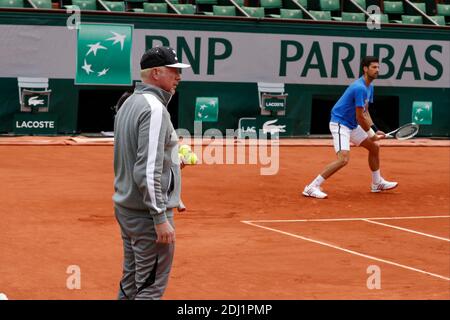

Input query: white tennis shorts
[329,122,368,153]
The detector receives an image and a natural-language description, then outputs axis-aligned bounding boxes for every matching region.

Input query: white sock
[372,170,381,184]
[311,175,325,187]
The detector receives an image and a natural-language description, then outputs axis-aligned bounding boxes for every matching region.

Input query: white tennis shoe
[371,178,398,192]
[302,185,328,199]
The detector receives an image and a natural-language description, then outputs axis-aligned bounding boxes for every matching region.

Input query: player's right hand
[155,221,175,244]
[376,130,386,138]
[372,130,386,141]
[369,130,385,141]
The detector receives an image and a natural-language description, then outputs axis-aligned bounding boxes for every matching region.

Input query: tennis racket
[385,123,419,140]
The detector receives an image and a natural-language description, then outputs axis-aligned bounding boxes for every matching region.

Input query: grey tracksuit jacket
[113,82,181,224]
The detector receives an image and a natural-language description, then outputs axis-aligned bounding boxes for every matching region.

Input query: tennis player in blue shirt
[303,56,398,199]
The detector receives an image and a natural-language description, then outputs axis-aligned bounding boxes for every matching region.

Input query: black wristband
[371,124,378,132]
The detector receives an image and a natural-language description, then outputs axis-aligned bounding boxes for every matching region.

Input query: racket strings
[396,126,419,139]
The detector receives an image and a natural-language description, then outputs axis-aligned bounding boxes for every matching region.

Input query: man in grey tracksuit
[113,47,190,300]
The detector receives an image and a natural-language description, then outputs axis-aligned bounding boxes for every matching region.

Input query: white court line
[242,221,450,282]
[242,215,450,224]
[362,219,450,242]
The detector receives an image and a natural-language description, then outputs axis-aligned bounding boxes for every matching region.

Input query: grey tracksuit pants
[115,209,175,300]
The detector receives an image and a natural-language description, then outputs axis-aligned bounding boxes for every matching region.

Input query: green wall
[178,82,449,137]
[0,10,448,136]
[0,78,79,134]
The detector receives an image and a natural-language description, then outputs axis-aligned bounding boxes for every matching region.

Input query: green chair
[173,4,196,14]
[383,1,403,14]
[411,2,426,13]
[71,0,96,10]
[280,8,302,19]
[231,0,244,7]
[376,13,389,23]
[319,0,340,11]
[242,6,265,17]
[0,0,24,7]
[212,5,236,16]
[367,13,389,23]
[429,15,445,26]
[143,2,168,13]
[30,0,52,8]
[260,0,281,9]
[342,12,365,22]
[195,0,217,4]
[401,15,423,24]
[309,10,332,20]
[103,1,125,11]
[297,0,307,8]
[437,4,450,16]
[352,0,366,9]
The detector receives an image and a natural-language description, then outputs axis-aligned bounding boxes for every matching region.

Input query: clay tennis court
[0,137,449,300]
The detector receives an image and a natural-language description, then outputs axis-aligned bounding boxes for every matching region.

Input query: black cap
[140,47,191,70]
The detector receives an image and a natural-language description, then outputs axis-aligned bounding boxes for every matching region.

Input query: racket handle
[385,129,396,137]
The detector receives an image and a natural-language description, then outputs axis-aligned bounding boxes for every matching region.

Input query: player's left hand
[179,154,186,169]
[177,199,186,213]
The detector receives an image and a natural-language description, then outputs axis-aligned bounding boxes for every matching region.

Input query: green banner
[258,117,290,137]
[412,101,433,125]
[238,118,258,138]
[263,95,287,112]
[13,113,57,134]
[238,117,291,138]
[194,97,219,122]
[76,23,133,85]
[22,90,50,112]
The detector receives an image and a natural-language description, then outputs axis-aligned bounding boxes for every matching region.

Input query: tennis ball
[0,293,8,300]
[178,144,191,157]
[186,152,198,165]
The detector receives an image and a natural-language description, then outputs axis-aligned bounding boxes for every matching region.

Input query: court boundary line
[242,215,450,243]
[241,218,450,282]
[362,219,450,242]
[243,215,450,223]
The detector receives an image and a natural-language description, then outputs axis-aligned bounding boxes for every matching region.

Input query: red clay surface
[0,144,449,300]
